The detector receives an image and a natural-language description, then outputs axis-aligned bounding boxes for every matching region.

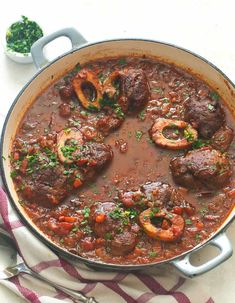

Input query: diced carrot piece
[28,147,35,154]
[122,198,134,208]
[59,222,74,230]
[58,216,65,222]
[173,206,183,215]
[134,247,142,255]
[161,219,170,230]
[184,206,195,216]
[73,179,82,188]
[173,226,182,237]
[95,238,105,247]
[64,216,77,223]
[195,221,204,230]
[23,185,33,199]
[54,222,74,235]
[48,195,59,205]
[77,158,88,165]
[80,239,94,251]
[227,188,235,199]
[20,158,28,174]
[13,152,20,161]
[95,213,106,223]
[63,237,77,247]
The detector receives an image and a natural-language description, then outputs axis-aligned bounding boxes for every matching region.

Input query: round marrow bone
[72,69,103,110]
[139,208,185,242]
[57,128,84,164]
[103,71,122,99]
[150,118,198,150]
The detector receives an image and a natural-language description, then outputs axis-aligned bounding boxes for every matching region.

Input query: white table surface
[0,0,235,302]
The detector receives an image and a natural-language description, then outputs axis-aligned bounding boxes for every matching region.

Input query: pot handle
[31,27,87,69]
[171,232,233,278]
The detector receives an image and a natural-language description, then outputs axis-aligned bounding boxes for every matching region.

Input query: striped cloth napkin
[0,186,215,303]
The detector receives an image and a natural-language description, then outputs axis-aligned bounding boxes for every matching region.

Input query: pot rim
[1,37,235,269]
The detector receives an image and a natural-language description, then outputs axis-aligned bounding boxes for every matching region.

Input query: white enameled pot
[1,28,235,277]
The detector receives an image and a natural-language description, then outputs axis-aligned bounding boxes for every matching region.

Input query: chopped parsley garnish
[98,72,108,84]
[124,209,138,220]
[167,213,173,219]
[87,104,99,111]
[149,208,160,218]
[10,170,18,178]
[64,128,71,134]
[80,110,89,117]
[99,94,124,119]
[192,139,209,149]
[82,206,90,218]
[185,219,192,225]
[160,97,170,103]
[82,225,92,234]
[80,219,88,226]
[210,91,220,102]
[149,251,158,258]
[146,137,154,144]
[99,95,116,109]
[43,148,59,168]
[25,154,39,174]
[2,155,6,160]
[172,128,180,135]
[74,63,81,72]
[109,208,123,220]
[138,110,146,121]
[104,232,112,240]
[68,119,81,127]
[109,206,137,224]
[114,105,125,119]
[151,87,163,94]
[63,169,73,175]
[184,129,195,142]
[71,226,79,232]
[199,208,209,216]
[195,233,201,242]
[135,130,143,141]
[6,16,43,53]
[60,141,78,160]
[118,58,126,65]
[208,104,215,111]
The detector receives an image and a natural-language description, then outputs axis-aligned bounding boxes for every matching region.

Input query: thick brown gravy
[10,57,235,264]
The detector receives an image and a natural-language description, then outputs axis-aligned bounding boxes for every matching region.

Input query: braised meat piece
[59,84,74,100]
[90,202,118,238]
[76,142,113,170]
[141,182,172,205]
[96,113,124,135]
[141,181,194,213]
[119,181,194,214]
[170,147,232,189]
[109,231,137,256]
[122,69,150,110]
[21,154,71,207]
[118,189,145,208]
[211,126,233,152]
[184,96,225,138]
[90,202,138,255]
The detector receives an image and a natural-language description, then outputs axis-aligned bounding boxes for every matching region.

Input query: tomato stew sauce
[10,57,235,264]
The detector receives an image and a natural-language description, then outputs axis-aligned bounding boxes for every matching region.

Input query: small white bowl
[3,19,38,64]
[4,45,33,64]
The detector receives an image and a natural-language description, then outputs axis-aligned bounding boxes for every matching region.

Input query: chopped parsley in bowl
[5,16,43,63]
